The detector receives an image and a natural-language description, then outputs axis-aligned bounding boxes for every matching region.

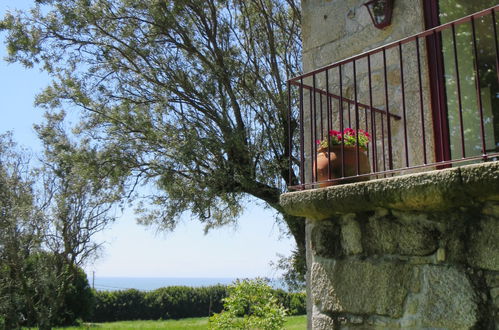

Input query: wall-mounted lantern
[363,0,394,29]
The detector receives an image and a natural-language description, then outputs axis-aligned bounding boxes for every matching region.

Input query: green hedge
[90,285,227,322]
[89,285,305,322]
[273,289,307,316]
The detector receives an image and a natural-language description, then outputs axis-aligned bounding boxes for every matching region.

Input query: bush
[288,292,307,315]
[209,279,287,330]
[0,252,95,328]
[90,285,228,322]
[91,289,147,322]
[146,285,227,320]
[272,289,307,316]
[88,282,305,323]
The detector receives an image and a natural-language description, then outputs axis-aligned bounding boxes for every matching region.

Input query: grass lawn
[55,315,306,329]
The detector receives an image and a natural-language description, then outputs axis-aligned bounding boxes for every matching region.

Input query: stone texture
[362,212,440,256]
[311,313,336,330]
[460,161,499,201]
[468,216,499,271]
[366,167,465,211]
[302,0,426,66]
[311,259,414,318]
[280,162,499,220]
[418,266,478,328]
[311,221,343,258]
[339,214,363,255]
[486,271,499,288]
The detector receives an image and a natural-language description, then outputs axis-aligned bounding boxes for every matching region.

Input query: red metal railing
[287,5,499,190]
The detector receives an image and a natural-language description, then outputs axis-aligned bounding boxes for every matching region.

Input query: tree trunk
[282,212,307,277]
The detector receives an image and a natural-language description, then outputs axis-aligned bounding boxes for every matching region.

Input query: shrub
[209,279,287,330]
[91,289,147,322]
[145,285,227,320]
[288,292,307,315]
[2,252,95,328]
[89,285,228,322]
[88,282,305,323]
[56,265,95,325]
[271,289,306,316]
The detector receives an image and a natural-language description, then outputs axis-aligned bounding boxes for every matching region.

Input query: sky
[0,0,295,279]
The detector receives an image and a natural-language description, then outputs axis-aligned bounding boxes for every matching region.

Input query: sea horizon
[89,276,286,292]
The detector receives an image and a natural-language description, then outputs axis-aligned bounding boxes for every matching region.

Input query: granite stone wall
[281,162,499,329]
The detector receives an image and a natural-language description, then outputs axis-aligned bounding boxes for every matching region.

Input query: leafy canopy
[1,0,302,232]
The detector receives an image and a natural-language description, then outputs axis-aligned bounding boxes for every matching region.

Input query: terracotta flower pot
[314,145,371,187]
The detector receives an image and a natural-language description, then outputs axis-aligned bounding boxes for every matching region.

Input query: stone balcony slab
[280,161,499,220]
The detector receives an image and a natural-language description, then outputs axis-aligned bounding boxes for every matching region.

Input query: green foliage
[209,279,288,330]
[0,0,305,259]
[1,0,307,288]
[89,284,304,323]
[1,250,95,328]
[270,250,306,292]
[90,285,227,322]
[22,253,95,327]
[92,289,147,322]
[145,285,227,320]
[0,131,103,328]
[271,289,306,316]
[59,266,96,325]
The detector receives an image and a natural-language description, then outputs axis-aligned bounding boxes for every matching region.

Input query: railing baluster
[381,114,386,172]
[326,69,332,180]
[470,16,487,157]
[432,29,447,162]
[287,80,292,186]
[451,23,465,158]
[353,60,360,175]
[368,54,378,173]
[299,78,305,186]
[339,65,345,178]
[383,48,393,170]
[312,75,317,183]
[364,106,370,164]
[415,36,427,165]
[399,42,409,167]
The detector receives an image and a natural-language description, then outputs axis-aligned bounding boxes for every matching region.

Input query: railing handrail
[289,4,499,83]
[287,4,499,190]
[289,80,402,120]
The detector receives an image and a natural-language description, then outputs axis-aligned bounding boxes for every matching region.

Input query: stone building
[281,0,499,328]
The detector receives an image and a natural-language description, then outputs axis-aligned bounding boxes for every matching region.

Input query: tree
[0,132,98,329]
[0,133,45,329]
[34,111,119,326]
[0,0,305,273]
[36,111,120,268]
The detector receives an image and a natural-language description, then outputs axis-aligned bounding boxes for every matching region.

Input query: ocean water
[90,277,286,292]
[91,277,235,291]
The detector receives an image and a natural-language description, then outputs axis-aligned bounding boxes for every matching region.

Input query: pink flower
[359,129,370,138]
[316,139,321,145]
[329,130,341,137]
[343,128,355,135]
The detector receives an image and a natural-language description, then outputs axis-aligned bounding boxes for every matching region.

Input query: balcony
[287,5,499,190]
